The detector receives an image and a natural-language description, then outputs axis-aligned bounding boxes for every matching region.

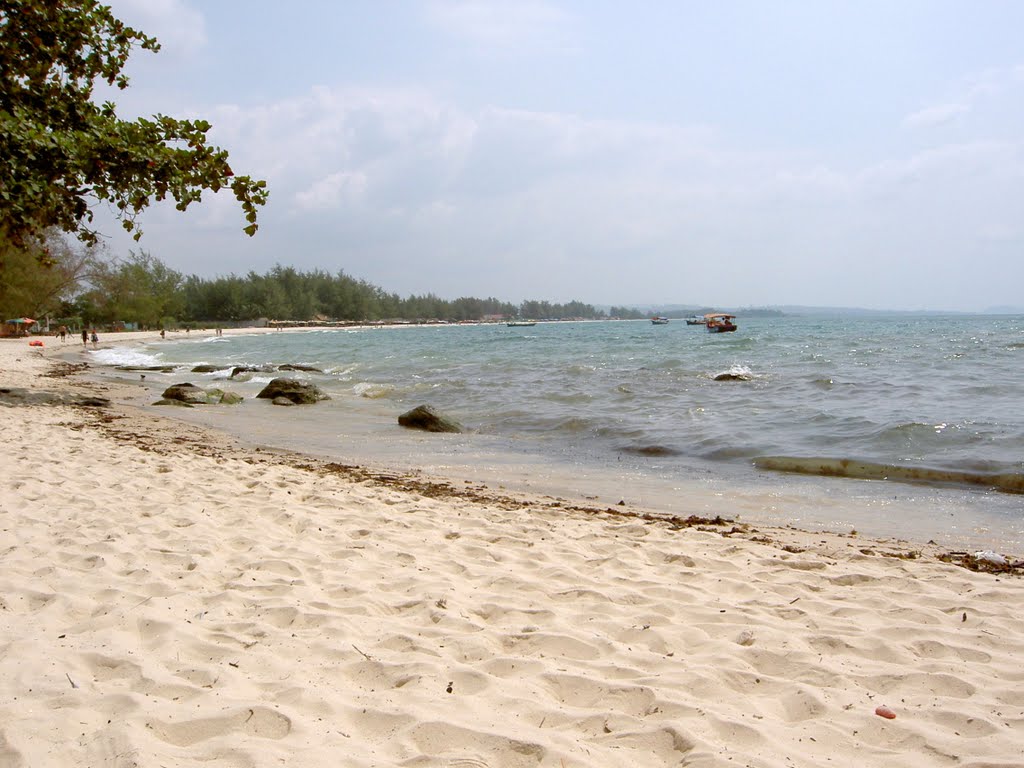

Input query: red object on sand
[875,705,896,719]
[28,340,44,347]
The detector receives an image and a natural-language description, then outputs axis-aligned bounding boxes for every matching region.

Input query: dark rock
[714,372,753,381]
[72,396,111,408]
[230,365,275,379]
[279,364,324,373]
[191,364,222,373]
[272,396,295,406]
[397,404,463,433]
[219,391,244,405]
[0,388,108,408]
[620,445,681,457]
[161,383,212,404]
[256,377,330,405]
[153,399,195,408]
[116,365,176,372]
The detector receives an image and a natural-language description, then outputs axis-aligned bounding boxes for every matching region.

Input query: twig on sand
[66,672,78,689]
[353,645,374,661]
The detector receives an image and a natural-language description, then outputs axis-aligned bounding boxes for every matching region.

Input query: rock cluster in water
[155,383,244,407]
[256,378,330,405]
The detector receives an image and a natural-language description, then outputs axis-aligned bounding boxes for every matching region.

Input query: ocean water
[90,315,1024,550]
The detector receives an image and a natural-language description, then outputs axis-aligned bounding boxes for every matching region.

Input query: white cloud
[295,172,368,211]
[93,77,1024,309]
[904,62,1024,129]
[425,0,576,53]
[902,102,969,129]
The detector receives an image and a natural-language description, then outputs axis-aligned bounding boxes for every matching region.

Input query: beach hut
[3,318,37,337]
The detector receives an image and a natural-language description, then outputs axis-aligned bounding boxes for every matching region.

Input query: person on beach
[90,330,98,348]
[81,328,88,346]
[59,325,67,342]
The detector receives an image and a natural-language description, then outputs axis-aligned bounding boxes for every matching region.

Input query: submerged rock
[116,365,176,372]
[153,398,195,408]
[714,371,753,381]
[272,396,295,406]
[256,377,330,405]
[230,365,275,379]
[397,404,463,433]
[619,445,681,457]
[278,364,324,373]
[191,364,222,373]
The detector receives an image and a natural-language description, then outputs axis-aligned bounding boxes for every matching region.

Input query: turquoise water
[93,315,1024,549]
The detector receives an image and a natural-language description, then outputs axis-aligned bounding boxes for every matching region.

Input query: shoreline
[68,327,1024,552]
[24,327,1024,557]
[2,334,1023,766]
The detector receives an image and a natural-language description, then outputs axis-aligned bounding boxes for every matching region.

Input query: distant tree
[0,0,268,260]
[88,250,183,327]
[609,306,645,319]
[0,230,95,319]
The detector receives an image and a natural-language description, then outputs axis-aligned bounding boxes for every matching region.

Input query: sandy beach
[1,331,1022,767]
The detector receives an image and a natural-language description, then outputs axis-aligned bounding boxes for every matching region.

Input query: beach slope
[1,338,1022,767]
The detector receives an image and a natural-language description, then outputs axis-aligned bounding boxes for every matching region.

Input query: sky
[96,0,1024,312]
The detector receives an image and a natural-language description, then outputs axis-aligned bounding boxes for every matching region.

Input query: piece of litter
[973,551,1007,566]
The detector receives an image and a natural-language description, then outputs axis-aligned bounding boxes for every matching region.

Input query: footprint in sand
[410,722,545,768]
[147,706,291,746]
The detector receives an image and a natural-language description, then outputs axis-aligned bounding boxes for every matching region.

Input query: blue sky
[100,1,1024,311]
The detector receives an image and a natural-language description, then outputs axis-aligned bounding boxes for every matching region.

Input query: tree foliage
[176,266,605,323]
[73,256,604,325]
[86,250,183,327]
[0,229,95,319]
[0,0,268,253]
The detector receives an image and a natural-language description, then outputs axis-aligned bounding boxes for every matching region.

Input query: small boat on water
[704,313,737,333]
[685,315,706,325]
[507,321,537,327]
[650,317,670,325]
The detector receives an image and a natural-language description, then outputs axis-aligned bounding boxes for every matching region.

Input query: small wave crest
[754,456,1024,494]
[352,382,395,399]
[90,347,163,367]
[565,364,597,375]
[712,364,754,381]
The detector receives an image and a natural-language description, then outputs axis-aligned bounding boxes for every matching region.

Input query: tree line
[5,245,642,328]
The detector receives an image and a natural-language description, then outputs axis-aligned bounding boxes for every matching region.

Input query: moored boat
[704,313,737,333]
[650,317,670,325]
[685,315,706,325]
[507,321,537,327]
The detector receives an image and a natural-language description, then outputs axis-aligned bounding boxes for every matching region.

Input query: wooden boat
[506,321,536,327]
[650,317,670,325]
[685,315,706,325]
[704,313,737,333]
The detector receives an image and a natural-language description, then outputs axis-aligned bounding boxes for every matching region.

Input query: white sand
[1,333,1022,767]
